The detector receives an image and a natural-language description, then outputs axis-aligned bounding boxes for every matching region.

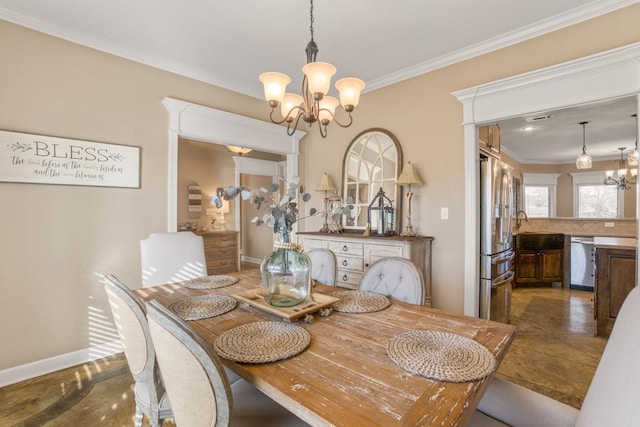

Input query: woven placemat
[214,321,310,364]
[329,290,390,313]
[182,275,238,290]
[168,294,237,321]
[387,330,496,382]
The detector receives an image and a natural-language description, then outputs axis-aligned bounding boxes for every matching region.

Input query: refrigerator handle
[492,250,515,265]
[492,271,515,288]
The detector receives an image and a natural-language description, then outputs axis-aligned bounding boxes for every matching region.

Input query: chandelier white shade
[258,0,365,138]
[575,121,592,170]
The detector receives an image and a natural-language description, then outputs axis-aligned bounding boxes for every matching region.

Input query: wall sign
[0,130,140,188]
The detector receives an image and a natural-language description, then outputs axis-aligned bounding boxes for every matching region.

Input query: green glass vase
[260,227,311,307]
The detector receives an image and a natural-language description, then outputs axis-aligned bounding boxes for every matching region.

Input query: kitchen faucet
[515,210,529,231]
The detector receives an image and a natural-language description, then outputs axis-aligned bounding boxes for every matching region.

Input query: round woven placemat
[387,330,496,382]
[182,275,238,290]
[168,294,237,321]
[329,290,390,313]
[214,321,310,364]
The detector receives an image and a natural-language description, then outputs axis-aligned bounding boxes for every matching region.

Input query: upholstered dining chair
[357,257,425,305]
[307,248,337,286]
[145,299,309,427]
[140,231,207,287]
[103,274,172,427]
[471,284,640,427]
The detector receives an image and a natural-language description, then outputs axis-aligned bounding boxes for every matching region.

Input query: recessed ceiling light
[522,126,535,131]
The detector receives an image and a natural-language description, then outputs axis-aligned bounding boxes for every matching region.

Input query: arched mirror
[342,128,403,232]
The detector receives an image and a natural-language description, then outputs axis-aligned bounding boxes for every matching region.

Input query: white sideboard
[297,232,434,307]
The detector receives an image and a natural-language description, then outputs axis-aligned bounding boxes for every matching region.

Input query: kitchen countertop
[593,236,637,249]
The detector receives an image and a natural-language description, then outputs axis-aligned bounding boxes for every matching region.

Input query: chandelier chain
[309,0,314,42]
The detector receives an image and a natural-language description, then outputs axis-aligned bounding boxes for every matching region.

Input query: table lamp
[215,199,230,230]
[396,162,423,237]
[316,172,337,232]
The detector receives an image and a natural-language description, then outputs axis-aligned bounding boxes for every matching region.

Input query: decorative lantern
[367,188,395,237]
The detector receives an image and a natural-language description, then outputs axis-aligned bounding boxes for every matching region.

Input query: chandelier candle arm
[396,162,424,237]
[604,147,637,190]
[258,0,365,138]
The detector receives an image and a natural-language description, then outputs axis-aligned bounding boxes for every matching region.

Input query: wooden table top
[136,269,516,426]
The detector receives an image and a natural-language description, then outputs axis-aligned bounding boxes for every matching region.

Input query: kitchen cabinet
[197,230,239,275]
[595,246,636,338]
[479,124,501,157]
[298,232,433,307]
[514,249,563,286]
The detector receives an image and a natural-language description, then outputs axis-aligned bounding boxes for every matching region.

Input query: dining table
[135,269,516,426]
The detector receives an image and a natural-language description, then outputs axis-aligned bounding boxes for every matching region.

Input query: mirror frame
[341,128,403,234]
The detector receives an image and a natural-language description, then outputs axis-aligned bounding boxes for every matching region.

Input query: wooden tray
[233,288,339,322]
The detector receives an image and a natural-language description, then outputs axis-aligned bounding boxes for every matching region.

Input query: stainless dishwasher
[570,236,595,291]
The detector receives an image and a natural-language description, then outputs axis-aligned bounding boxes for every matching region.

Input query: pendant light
[575,121,592,170]
[627,114,638,167]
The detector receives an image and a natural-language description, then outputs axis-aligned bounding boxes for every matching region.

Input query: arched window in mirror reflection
[342,129,402,231]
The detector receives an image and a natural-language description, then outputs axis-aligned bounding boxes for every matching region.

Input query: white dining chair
[358,257,425,305]
[140,231,207,287]
[145,299,309,427]
[471,284,640,427]
[103,275,173,427]
[307,248,337,286]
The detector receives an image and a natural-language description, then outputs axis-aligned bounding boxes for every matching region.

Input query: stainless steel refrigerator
[479,153,515,323]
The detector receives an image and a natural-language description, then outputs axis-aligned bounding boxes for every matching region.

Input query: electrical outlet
[604,222,615,228]
[441,207,449,220]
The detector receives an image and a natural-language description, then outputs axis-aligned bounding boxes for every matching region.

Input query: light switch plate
[441,207,449,220]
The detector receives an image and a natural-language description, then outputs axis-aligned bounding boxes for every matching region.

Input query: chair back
[146,299,233,427]
[308,248,337,286]
[104,275,169,422]
[140,231,207,287]
[358,257,425,305]
[576,285,640,426]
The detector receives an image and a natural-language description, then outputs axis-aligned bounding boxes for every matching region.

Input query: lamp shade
[302,62,336,95]
[280,93,303,121]
[396,162,423,186]
[316,172,337,192]
[259,72,291,103]
[214,199,230,214]
[318,96,340,124]
[335,77,365,109]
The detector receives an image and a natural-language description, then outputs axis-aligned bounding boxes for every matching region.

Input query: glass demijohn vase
[260,227,311,307]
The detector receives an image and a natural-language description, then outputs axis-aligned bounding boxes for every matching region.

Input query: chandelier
[258,0,365,138]
[604,147,637,190]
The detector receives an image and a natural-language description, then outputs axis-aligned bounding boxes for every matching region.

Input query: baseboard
[0,340,123,387]
[241,255,262,265]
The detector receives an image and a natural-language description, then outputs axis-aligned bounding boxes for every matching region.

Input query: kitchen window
[522,173,561,217]
[571,171,621,218]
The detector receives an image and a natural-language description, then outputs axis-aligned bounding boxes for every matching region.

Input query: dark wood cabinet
[515,249,563,286]
[198,230,239,275]
[479,124,501,157]
[595,247,636,338]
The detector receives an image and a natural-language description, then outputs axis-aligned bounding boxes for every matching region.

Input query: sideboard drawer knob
[342,245,348,252]
[343,275,348,281]
[342,260,348,266]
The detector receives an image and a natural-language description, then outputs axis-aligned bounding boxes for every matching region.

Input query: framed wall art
[0,130,141,188]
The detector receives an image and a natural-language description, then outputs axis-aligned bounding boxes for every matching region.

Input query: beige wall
[1,4,640,373]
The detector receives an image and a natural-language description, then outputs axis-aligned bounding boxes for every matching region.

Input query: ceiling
[0,0,637,162]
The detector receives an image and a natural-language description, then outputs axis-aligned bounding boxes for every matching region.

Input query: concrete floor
[0,286,605,425]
